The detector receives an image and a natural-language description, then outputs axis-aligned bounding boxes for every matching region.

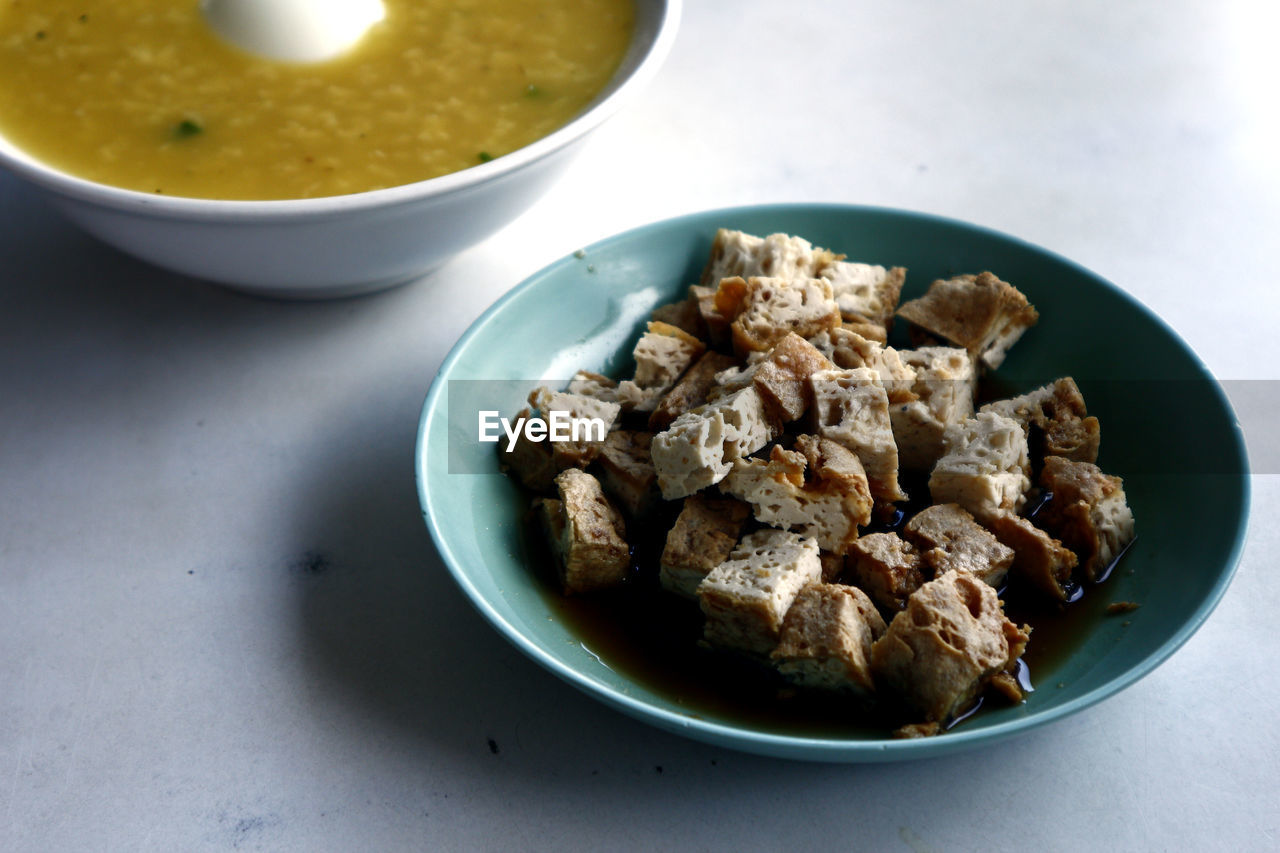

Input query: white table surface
[3,1,1278,850]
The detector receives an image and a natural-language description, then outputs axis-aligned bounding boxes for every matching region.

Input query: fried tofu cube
[890,346,975,472]
[699,228,840,286]
[819,551,846,582]
[649,292,705,338]
[840,319,889,345]
[499,406,558,492]
[650,386,779,499]
[817,261,906,330]
[528,386,621,469]
[751,332,836,422]
[615,321,707,413]
[983,510,1078,601]
[772,582,888,694]
[659,494,752,599]
[808,328,918,404]
[696,529,823,655]
[810,366,908,504]
[1037,456,1136,581]
[903,503,1015,588]
[896,271,1039,369]
[847,531,926,611]
[871,572,1031,723]
[537,469,629,594]
[715,275,842,356]
[595,430,659,517]
[566,370,619,404]
[648,351,739,432]
[929,412,1031,521]
[690,284,732,348]
[980,377,1100,464]
[720,436,873,555]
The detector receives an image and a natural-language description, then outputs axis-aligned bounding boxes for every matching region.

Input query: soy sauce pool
[526,494,1134,739]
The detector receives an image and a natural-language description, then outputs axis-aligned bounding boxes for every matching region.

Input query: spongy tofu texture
[616,321,706,413]
[847,531,925,612]
[1037,456,1136,581]
[545,468,630,594]
[984,510,1078,601]
[928,412,1031,521]
[649,351,739,432]
[752,333,835,422]
[698,529,823,654]
[720,436,872,555]
[980,377,1100,464]
[659,494,752,599]
[772,582,887,694]
[808,329,918,404]
[595,430,658,517]
[528,386,622,469]
[818,261,906,329]
[891,346,975,472]
[903,503,1014,588]
[810,366,907,503]
[717,276,842,355]
[871,572,1030,722]
[895,271,1038,369]
[700,229,839,286]
[650,386,776,499]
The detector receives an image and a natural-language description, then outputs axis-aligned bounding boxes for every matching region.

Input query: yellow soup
[0,0,633,199]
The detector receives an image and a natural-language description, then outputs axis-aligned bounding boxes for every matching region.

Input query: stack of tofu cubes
[503,229,1136,734]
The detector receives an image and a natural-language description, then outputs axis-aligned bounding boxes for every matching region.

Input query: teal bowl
[415,204,1250,761]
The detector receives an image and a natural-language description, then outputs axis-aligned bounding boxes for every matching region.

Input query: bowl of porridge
[0,0,680,297]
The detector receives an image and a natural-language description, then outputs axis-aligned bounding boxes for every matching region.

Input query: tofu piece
[817,261,906,330]
[714,275,842,356]
[690,284,731,348]
[818,551,846,583]
[808,328,918,404]
[659,494,753,599]
[772,582,887,694]
[720,435,873,555]
[847,531,926,612]
[538,469,629,594]
[810,366,908,504]
[648,351,739,432]
[699,228,840,287]
[751,332,836,422]
[649,292,704,338]
[896,271,1038,369]
[528,386,622,469]
[595,430,659,517]
[839,319,888,345]
[871,572,1031,723]
[890,347,975,472]
[903,503,1015,588]
[566,370,618,404]
[650,386,778,499]
[928,412,1032,521]
[499,406,558,492]
[697,529,823,655]
[615,321,707,413]
[984,511,1078,601]
[980,377,1101,464]
[1037,456,1136,581]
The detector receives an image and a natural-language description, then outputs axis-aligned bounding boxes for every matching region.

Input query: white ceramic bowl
[0,0,680,298]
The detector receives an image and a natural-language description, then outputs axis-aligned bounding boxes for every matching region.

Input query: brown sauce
[524,477,1134,738]
[518,369,1131,737]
